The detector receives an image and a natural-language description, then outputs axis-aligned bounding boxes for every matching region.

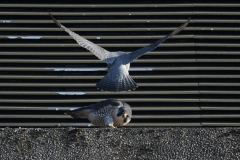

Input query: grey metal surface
[0,1,240,127]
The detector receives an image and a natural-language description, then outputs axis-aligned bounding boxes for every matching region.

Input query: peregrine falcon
[65,99,132,128]
[50,14,190,92]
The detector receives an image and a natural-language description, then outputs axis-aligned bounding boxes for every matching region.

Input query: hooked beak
[123,112,128,118]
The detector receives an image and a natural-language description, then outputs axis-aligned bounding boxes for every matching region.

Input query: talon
[108,124,115,128]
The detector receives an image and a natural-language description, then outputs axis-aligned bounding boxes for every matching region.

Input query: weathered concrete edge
[0,127,239,160]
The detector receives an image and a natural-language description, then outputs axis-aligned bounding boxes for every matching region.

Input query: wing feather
[50,13,115,63]
[120,17,191,65]
[73,99,120,112]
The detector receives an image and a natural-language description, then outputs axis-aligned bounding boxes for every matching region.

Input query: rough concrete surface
[0,127,239,160]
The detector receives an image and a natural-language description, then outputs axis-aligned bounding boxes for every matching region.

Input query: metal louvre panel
[0,1,240,127]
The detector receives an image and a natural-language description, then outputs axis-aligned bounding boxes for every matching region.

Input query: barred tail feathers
[96,73,138,92]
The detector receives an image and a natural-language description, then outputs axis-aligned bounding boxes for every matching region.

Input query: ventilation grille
[1,1,240,127]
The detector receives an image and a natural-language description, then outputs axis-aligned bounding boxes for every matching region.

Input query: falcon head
[114,102,132,127]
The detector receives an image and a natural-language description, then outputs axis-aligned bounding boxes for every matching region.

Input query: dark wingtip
[49,12,61,28]
[64,111,70,115]
[168,17,191,38]
[49,12,54,20]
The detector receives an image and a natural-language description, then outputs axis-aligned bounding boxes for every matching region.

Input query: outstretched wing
[120,18,191,65]
[50,13,117,64]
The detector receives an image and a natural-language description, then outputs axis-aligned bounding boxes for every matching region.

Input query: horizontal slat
[0,43,194,48]
[1,43,240,48]
[0,27,195,31]
[0,83,197,87]
[193,3,240,7]
[0,122,202,127]
[200,99,240,103]
[0,98,200,103]
[1,3,239,8]
[0,114,203,119]
[0,59,196,63]
[135,114,240,119]
[0,115,69,119]
[0,4,193,8]
[2,35,240,40]
[1,19,240,23]
[0,106,201,111]
[0,83,95,87]
[1,98,240,103]
[199,83,240,86]
[195,44,240,47]
[201,123,240,126]
[201,107,240,110]
[2,114,236,120]
[0,91,199,95]
[200,91,240,94]
[0,11,194,16]
[196,51,240,55]
[197,59,240,62]
[1,11,240,16]
[2,27,240,31]
[0,51,197,55]
[1,51,240,55]
[1,75,240,80]
[0,122,239,127]
[195,35,240,39]
[1,67,240,71]
[0,123,91,127]
[0,114,240,119]
[1,35,193,39]
[1,19,192,23]
[1,91,240,95]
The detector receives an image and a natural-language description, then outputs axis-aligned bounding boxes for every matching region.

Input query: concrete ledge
[0,127,239,159]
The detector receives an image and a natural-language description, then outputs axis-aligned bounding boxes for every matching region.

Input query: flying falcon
[65,99,132,128]
[50,14,190,92]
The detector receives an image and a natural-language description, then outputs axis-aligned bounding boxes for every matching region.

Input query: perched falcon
[65,99,132,128]
[50,14,190,92]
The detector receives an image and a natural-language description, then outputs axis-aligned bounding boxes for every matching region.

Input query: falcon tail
[96,73,138,92]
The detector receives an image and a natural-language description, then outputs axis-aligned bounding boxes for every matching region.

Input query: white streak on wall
[130,67,154,71]
[59,76,67,78]
[7,36,17,39]
[21,36,42,39]
[46,107,80,110]
[70,108,79,111]
[44,67,107,71]
[1,20,11,23]
[57,92,85,95]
